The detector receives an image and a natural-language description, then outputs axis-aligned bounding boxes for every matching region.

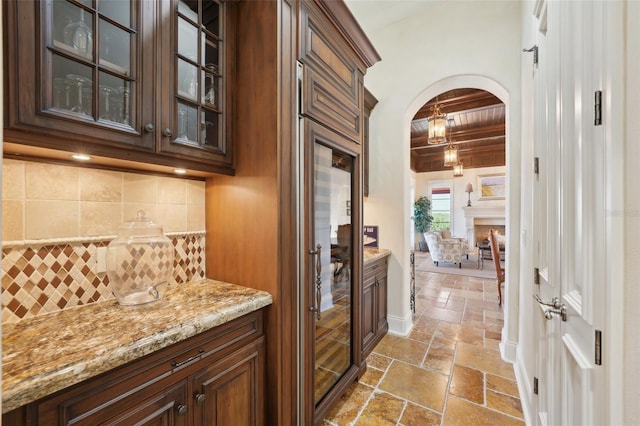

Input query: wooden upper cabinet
[157,0,235,167]
[3,0,235,175]
[299,0,364,143]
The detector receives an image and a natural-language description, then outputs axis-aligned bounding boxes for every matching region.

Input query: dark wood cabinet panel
[299,0,363,143]
[193,338,265,426]
[301,63,362,143]
[361,255,389,359]
[376,274,388,333]
[362,274,377,350]
[3,0,235,176]
[3,310,265,426]
[363,88,378,197]
[97,381,189,426]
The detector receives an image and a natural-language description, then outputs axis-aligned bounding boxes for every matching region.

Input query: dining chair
[489,229,506,306]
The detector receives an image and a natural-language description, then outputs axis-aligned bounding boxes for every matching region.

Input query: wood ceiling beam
[412,150,506,173]
[413,92,502,120]
[412,144,505,160]
[411,124,505,149]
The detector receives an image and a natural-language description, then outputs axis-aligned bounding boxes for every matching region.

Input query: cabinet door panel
[157,0,235,167]
[362,275,376,352]
[4,0,155,151]
[192,338,265,426]
[103,381,188,426]
[302,66,362,143]
[299,1,362,143]
[376,275,388,333]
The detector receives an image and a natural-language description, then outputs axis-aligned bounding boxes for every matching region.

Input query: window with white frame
[431,186,451,231]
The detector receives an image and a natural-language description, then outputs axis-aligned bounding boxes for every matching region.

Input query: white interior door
[531,2,560,422]
[532,1,606,425]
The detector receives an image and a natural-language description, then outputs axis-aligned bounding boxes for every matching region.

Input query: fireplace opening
[474,224,506,245]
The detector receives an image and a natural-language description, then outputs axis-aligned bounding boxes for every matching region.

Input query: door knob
[534,294,561,309]
[144,123,155,132]
[163,128,173,137]
[534,294,567,321]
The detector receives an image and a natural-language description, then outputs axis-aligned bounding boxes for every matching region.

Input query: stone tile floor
[323,269,524,425]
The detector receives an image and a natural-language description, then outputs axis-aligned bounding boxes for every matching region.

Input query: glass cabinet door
[168,0,225,155]
[312,143,354,405]
[47,0,138,131]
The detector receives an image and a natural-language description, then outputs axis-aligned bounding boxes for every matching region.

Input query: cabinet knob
[163,128,173,137]
[144,123,155,132]
[176,404,188,415]
[195,393,206,405]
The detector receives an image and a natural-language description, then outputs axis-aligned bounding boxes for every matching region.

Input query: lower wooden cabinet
[3,310,265,426]
[362,255,390,359]
[192,340,264,425]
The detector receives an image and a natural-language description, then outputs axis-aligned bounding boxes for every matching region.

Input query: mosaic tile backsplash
[2,233,205,323]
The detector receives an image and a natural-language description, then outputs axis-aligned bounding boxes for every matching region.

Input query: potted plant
[412,196,434,251]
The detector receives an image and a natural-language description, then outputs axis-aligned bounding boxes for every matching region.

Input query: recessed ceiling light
[174,168,187,175]
[71,154,92,161]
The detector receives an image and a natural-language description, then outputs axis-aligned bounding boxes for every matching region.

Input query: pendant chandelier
[443,119,458,167]
[453,161,464,176]
[427,98,447,144]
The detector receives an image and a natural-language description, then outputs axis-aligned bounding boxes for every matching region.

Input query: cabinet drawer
[364,257,388,280]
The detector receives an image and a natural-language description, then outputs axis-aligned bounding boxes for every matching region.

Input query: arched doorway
[406,75,519,361]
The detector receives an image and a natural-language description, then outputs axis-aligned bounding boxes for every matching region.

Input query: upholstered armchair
[435,230,470,258]
[424,232,464,268]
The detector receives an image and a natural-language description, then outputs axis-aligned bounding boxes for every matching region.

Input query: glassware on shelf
[66,74,93,116]
[177,105,188,141]
[99,85,119,121]
[118,85,130,125]
[53,77,71,109]
[110,97,123,123]
[63,8,93,57]
[203,64,216,107]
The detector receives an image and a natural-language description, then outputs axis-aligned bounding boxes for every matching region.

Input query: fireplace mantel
[463,205,506,247]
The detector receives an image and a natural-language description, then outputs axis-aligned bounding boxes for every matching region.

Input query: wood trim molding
[310,0,381,68]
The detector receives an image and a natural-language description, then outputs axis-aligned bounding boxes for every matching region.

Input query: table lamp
[465,183,473,206]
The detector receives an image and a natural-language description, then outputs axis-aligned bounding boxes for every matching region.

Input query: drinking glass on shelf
[118,85,130,125]
[177,107,188,141]
[66,74,93,116]
[203,64,217,107]
[99,85,119,121]
[63,8,93,57]
[110,97,123,123]
[54,77,71,110]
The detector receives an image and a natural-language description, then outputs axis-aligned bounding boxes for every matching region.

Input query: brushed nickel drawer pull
[171,348,205,369]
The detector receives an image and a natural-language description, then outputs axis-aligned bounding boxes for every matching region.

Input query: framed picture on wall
[477,174,506,200]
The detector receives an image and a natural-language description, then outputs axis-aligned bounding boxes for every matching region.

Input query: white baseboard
[515,347,535,426]
[386,312,414,336]
[499,330,518,363]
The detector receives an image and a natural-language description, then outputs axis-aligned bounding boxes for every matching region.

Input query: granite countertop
[364,247,391,264]
[1,279,272,413]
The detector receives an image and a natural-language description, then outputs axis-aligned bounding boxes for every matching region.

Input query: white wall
[414,165,506,247]
[354,0,522,337]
